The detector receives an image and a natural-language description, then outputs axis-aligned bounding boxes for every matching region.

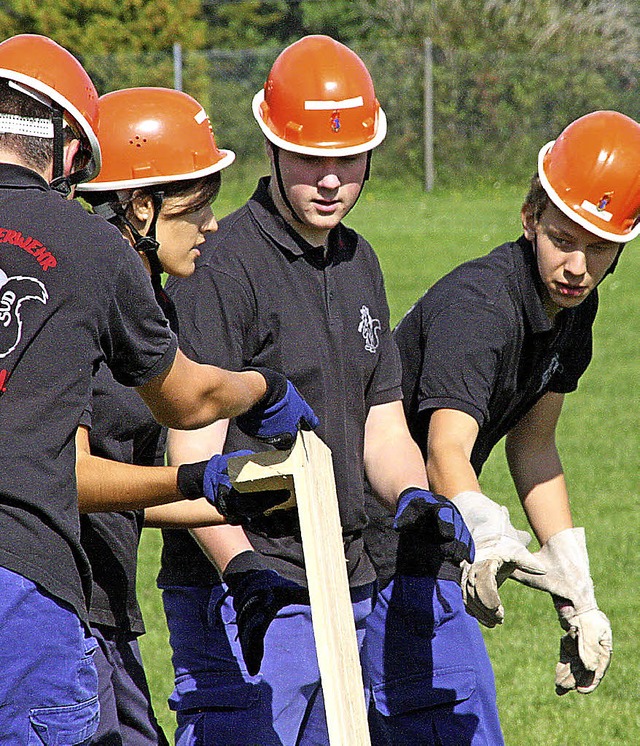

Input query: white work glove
[511,527,612,695]
[452,491,546,628]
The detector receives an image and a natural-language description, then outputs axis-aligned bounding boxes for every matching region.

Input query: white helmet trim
[0,66,101,179]
[77,148,235,192]
[538,141,640,243]
[252,89,386,157]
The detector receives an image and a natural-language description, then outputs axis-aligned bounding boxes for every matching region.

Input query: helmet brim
[77,149,235,192]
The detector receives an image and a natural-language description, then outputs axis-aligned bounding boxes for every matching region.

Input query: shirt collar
[0,163,50,191]
[247,176,357,264]
[513,235,554,333]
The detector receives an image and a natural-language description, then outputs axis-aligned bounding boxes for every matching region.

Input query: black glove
[222,551,309,676]
[235,367,319,450]
[394,487,475,566]
[176,452,291,524]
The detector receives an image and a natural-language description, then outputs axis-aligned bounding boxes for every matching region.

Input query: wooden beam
[228,430,371,746]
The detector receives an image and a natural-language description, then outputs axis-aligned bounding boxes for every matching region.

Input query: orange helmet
[78,87,235,192]
[538,110,640,243]
[253,35,386,157]
[0,34,101,180]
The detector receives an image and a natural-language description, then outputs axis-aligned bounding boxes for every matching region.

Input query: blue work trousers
[0,566,100,745]
[363,575,504,746]
[162,583,373,746]
[90,625,169,745]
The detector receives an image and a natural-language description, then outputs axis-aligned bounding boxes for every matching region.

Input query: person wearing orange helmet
[74,86,300,746]
[0,36,317,744]
[158,35,474,745]
[364,110,639,743]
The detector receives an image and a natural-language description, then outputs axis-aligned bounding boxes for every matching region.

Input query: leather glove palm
[511,527,612,695]
[452,491,545,628]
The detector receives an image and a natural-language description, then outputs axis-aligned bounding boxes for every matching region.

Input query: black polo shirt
[0,164,177,625]
[159,177,402,588]
[80,361,166,635]
[364,236,596,585]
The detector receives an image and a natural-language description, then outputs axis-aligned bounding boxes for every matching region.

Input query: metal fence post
[423,38,434,192]
[173,42,183,91]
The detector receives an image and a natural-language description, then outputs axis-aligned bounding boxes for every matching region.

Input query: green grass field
[138,173,640,744]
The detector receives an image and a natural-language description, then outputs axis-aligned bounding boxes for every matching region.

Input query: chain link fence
[83,43,638,189]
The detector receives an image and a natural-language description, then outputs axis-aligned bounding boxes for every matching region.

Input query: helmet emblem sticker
[358,305,381,353]
[597,192,613,211]
[330,110,341,133]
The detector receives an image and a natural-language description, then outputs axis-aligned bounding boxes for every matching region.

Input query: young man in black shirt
[364,110,640,743]
[160,35,473,746]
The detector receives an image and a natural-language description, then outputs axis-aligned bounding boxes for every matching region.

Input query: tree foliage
[0,0,637,185]
[203,0,304,48]
[0,0,206,56]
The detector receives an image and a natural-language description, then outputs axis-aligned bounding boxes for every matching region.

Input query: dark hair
[139,172,222,219]
[522,173,550,224]
[82,172,222,235]
[0,80,87,175]
[0,81,54,171]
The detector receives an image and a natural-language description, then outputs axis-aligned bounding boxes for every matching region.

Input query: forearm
[144,498,225,528]
[167,419,229,465]
[138,350,267,430]
[425,408,480,498]
[364,402,429,510]
[426,446,480,498]
[508,452,573,545]
[366,434,429,509]
[77,451,185,513]
[190,524,254,574]
[506,434,572,545]
[167,419,250,570]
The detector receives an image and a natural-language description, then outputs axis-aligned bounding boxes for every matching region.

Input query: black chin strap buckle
[135,234,160,254]
[49,175,72,197]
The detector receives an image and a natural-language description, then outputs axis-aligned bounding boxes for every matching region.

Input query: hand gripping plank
[227,430,371,746]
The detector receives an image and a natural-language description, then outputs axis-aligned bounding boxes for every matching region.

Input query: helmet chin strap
[129,192,165,293]
[96,192,165,291]
[272,146,305,226]
[48,103,70,195]
[93,193,179,331]
[48,103,98,196]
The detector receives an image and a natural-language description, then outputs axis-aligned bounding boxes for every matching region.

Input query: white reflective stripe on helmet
[304,96,364,111]
[0,113,54,138]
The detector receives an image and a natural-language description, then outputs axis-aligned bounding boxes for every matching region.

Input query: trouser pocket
[29,697,100,745]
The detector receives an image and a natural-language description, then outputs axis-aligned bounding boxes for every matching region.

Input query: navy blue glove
[394,488,475,566]
[235,367,319,450]
[177,450,290,524]
[222,551,309,676]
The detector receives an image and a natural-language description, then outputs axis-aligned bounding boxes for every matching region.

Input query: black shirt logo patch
[358,305,381,353]
[538,352,563,393]
[0,269,48,359]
